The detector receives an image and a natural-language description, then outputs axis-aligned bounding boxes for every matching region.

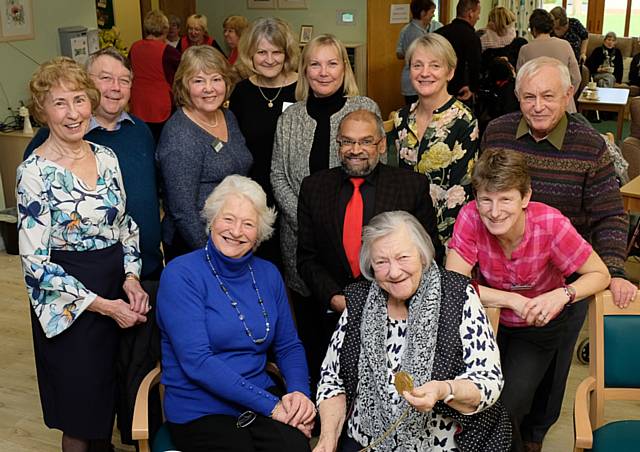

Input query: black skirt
[30,243,124,440]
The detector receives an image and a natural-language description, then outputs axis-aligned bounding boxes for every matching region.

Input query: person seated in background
[166,14,182,48]
[396,0,443,105]
[549,6,589,65]
[586,31,623,87]
[157,45,252,262]
[129,9,181,142]
[223,15,249,65]
[479,6,517,52]
[630,50,640,87]
[178,13,224,55]
[157,175,314,452]
[446,148,611,452]
[313,210,511,452]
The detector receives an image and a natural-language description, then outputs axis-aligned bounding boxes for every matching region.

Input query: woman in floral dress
[392,33,478,246]
[17,57,150,451]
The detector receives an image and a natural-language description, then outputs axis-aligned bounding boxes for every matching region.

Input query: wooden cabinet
[0,130,35,208]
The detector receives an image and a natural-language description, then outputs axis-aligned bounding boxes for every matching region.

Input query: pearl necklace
[204,243,271,344]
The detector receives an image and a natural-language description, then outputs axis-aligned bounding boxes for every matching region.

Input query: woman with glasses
[392,33,479,247]
[157,175,314,452]
[129,9,181,142]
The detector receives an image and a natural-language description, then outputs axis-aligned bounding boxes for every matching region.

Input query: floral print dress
[16,143,141,338]
[393,97,479,246]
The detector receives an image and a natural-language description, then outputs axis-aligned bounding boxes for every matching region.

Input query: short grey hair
[359,211,435,281]
[515,56,571,98]
[201,175,277,246]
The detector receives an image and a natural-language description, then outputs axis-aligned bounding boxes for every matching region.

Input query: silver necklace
[48,139,88,161]
[204,243,271,344]
[256,76,283,108]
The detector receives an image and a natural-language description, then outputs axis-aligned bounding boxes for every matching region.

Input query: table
[577,87,629,140]
[621,174,640,212]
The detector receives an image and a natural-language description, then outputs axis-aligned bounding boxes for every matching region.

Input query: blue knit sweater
[24,116,163,278]
[156,108,253,251]
[157,238,310,424]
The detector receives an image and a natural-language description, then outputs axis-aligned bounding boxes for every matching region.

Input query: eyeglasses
[90,73,132,88]
[236,410,257,428]
[336,136,383,150]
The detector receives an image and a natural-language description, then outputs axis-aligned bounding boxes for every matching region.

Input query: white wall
[0,0,96,115]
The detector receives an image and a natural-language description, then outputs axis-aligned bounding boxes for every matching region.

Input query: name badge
[210,138,224,153]
[282,102,293,112]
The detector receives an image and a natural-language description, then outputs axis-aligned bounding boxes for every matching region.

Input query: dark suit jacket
[297,163,443,312]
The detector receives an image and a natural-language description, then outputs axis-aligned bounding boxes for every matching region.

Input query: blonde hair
[187,14,208,33]
[29,56,100,124]
[173,46,233,108]
[406,33,457,72]
[488,6,516,36]
[295,34,359,101]
[236,17,299,78]
[143,9,169,37]
[223,15,249,36]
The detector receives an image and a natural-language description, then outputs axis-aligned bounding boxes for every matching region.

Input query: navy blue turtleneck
[157,237,310,424]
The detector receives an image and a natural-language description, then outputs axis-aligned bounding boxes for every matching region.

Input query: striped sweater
[481,112,628,277]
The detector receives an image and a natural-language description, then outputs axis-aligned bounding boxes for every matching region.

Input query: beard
[340,154,379,177]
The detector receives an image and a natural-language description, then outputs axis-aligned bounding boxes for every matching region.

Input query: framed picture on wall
[299,25,313,44]
[0,0,34,41]
[247,0,275,8]
[278,0,307,8]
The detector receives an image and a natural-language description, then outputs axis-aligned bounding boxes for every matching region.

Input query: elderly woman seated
[157,175,315,452]
[446,148,611,451]
[313,211,511,452]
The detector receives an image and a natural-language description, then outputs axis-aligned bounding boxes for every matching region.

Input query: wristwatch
[443,380,455,404]
[563,284,577,304]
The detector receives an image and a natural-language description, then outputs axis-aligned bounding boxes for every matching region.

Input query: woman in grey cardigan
[271,34,379,390]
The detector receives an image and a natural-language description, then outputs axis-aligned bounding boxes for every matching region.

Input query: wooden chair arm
[574,376,595,451]
[132,364,162,441]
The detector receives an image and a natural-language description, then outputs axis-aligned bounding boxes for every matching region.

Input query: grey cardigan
[271,96,380,295]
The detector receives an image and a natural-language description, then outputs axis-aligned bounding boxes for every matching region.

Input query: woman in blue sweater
[157,175,314,451]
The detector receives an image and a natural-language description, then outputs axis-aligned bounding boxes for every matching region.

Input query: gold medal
[394,371,414,394]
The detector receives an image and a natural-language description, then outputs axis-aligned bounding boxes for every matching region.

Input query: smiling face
[188,70,226,114]
[338,116,386,176]
[371,227,425,304]
[210,195,259,259]
[88,55,131,120]
[519,65,572,140]
[409,46,453,99]
[603,35,616,49]
[252,38,286,80]
[306,44,345,98]
[476,188,531,240]
[187,20,205,44]
[43,83,92,145]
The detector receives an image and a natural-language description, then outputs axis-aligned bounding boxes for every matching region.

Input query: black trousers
[521,300,589,443]
[290,290,341,401]
[497,308,574,452]
[168,413,311,452]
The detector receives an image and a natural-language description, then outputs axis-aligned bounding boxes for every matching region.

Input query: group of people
[15,3,639,452]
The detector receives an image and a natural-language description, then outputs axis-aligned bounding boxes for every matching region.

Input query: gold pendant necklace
[48,139,88,161]
[256,75,284,108]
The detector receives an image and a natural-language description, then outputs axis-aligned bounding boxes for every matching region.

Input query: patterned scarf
[356,264,442,450]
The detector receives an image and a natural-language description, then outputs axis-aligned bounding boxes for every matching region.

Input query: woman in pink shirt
[446,148,610,452]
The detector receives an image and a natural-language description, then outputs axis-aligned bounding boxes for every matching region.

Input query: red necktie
[343,178,365,278]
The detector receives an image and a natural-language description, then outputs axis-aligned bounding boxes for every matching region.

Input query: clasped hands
[512,289,568,327]
[271,391,316,438]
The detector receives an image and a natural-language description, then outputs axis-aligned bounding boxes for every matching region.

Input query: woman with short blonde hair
[178,13,224,55]
[223,15,249,64]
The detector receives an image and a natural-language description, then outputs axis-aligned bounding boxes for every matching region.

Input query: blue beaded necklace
[205,243,271,344]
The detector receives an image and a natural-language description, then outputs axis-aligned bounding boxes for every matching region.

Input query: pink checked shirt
[448,201,593,327]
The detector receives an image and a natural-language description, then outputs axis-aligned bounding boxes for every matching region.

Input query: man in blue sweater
[24,47,163,280]
[23,47,163,445]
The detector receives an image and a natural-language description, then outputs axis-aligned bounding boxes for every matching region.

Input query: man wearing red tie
[297,109,442,395]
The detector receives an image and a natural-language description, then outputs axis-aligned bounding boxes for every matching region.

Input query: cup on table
[588,81,597,90]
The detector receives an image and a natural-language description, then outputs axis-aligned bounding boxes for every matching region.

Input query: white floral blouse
[393,97,479,246]
[317,289,502,451]
[16,143,140,338]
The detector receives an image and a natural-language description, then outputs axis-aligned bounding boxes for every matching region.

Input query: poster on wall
[96,0,114,29]
[0,0,34,41]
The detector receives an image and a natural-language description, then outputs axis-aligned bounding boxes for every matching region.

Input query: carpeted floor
[589,116,630,141]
